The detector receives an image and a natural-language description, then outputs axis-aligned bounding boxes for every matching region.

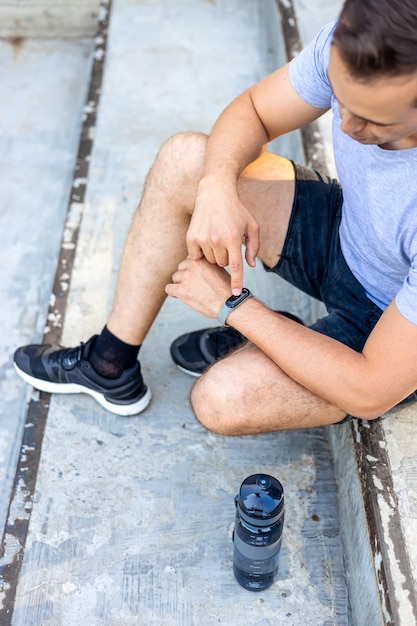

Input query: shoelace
[53,343,85,369]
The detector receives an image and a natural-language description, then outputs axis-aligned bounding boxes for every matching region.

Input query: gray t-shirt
[288,21,417,326]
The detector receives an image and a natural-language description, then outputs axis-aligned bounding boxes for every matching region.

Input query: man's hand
[165,257,232,319]
[186,176,259,296]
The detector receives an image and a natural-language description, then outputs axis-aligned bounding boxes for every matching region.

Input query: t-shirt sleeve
[395,262,417,326]
[288,21,337,109]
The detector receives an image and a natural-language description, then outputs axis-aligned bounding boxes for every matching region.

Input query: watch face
[226,288,251,308]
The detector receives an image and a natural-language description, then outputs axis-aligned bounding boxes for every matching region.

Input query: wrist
[217,288,253,326]
[198,172,238,193]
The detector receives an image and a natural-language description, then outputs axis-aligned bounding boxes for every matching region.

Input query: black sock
[89,325,141,379]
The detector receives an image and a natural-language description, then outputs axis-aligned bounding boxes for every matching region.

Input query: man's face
[328,45,417,148]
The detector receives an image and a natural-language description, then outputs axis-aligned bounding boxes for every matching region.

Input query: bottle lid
[237,474,284,523]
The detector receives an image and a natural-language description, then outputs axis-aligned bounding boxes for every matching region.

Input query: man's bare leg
[191,343,346,435]
[106,132,207,345]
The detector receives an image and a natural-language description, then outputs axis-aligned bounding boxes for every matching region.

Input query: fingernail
[232,289,241,296]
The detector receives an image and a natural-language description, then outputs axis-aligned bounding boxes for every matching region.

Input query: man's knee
[156,131,207,183]
[190,369,247,436]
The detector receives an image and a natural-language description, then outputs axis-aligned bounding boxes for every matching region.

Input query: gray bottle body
[233,474,284,591]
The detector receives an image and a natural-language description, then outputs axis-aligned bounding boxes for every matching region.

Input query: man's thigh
[237,151,295,270]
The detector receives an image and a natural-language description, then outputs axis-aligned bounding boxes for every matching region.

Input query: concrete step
[0,0,101,38]
[0,1,416,624]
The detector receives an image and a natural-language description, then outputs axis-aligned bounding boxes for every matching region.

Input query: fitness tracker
[217,288,253,326]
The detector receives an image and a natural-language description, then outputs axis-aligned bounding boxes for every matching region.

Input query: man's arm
[228,296,417,419]
[166,258,417,419]
[186,63,329,295]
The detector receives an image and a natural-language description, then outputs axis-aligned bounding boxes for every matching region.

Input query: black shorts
[267,162,383,351]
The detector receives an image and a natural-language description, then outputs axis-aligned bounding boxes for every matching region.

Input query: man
[14,0,417,434]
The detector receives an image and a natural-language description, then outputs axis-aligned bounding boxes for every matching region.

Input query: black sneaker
[13,336,151,417]
[170,311,304,377]
[170,326,246,377]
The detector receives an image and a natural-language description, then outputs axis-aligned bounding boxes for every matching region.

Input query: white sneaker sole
[176,364,203,378]
[14,364,152,417]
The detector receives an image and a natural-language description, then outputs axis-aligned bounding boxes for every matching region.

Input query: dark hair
[333,0,417,80]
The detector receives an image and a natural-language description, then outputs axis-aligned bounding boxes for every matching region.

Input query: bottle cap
[237,474,284,525]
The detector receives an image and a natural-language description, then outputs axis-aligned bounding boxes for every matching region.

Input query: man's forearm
[186,91,270,294]
[225,298,397,419]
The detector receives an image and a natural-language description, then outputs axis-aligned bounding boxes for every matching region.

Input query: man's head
[333,0,417,80]
[328,0,417,148]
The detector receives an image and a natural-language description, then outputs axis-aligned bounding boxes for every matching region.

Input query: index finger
[227,247,244,296]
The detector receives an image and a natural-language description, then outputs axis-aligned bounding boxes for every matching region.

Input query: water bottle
[233,474,284,591]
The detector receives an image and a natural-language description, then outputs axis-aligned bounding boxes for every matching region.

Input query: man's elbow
[349,406,384,421]
[344,393,399,421]
[341,389,393,421]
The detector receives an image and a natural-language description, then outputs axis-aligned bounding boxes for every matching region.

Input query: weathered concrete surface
[371,406,417,624]
[0,35,93,538]
[12,404,349,625]
[3,0,416,623]
[328,424,385,626]
[383,407,417,588]
[2,1,351,624]
[0,0,100,38]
